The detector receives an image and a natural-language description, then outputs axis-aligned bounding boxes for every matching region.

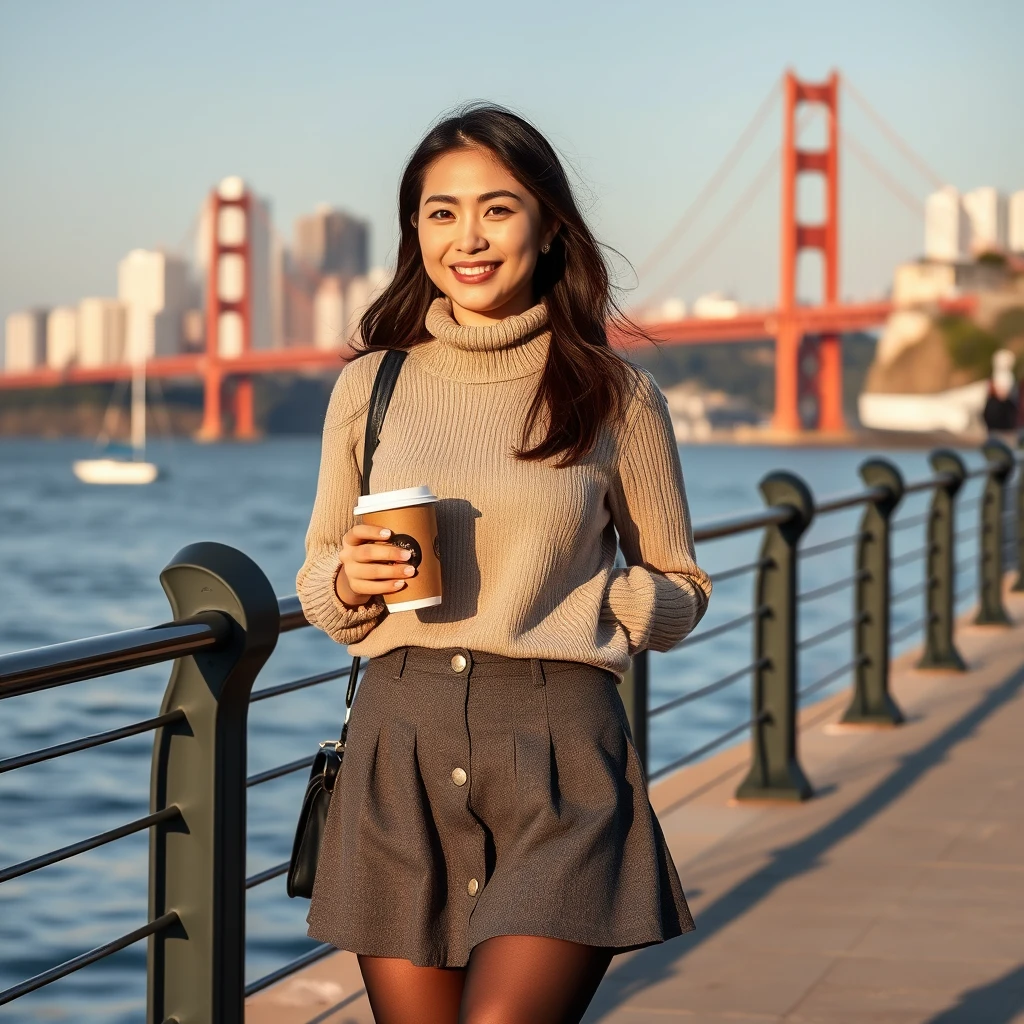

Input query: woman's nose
[457,218,488,254]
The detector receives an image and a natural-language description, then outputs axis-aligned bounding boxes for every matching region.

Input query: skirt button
[451,767,467,786]
[451,653,467,673]
[467,878,479,896]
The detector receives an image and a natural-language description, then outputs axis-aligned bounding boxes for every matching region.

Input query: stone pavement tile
[906,863,1024,913]
[246,949,372,1024]
[702,903,875,955]
[784,955,1024,1023]
[848,908,1023,964]
[589,949,834,1019]
[940,815,1024,865]
[825,818,970,864]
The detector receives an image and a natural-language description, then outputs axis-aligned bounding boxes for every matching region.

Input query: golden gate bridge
[0,69,976,440]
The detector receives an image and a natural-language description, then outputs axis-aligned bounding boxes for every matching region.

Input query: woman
[297,104,711,1024]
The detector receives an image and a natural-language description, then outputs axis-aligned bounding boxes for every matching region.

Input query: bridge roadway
[247,588,1024,1023]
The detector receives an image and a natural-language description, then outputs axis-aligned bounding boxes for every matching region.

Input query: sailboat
[73,351,161,485]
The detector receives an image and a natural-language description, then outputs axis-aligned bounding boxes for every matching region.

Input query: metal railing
[0,435,1022,1020]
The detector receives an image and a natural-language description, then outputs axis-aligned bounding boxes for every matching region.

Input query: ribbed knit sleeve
[602,369,712,654]
[296,354,389,646]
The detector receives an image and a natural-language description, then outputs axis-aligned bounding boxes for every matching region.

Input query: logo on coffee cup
[391,534,422,568]
[433,535,441,559]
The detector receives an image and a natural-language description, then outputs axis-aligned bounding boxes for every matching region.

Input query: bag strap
[338,348,408,743]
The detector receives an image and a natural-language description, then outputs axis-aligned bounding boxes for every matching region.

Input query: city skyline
[1,1,1021,330]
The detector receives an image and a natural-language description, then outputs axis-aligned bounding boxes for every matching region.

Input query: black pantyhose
[358,935,614,1024]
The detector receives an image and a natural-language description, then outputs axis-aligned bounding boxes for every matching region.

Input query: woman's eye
[428,209,454,220]
[486,206,512,216]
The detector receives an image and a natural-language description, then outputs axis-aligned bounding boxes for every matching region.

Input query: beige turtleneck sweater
[296,297,711,679]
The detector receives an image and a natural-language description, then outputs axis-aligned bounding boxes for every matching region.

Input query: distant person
[983,349,1022,434]
[295,105,711,1024]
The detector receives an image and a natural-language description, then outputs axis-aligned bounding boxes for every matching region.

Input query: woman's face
[414,145,558,326]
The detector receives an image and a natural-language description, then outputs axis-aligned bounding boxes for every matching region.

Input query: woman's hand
[335,525,417,607]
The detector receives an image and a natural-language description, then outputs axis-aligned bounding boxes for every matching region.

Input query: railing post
[841,459,905,726]
[1015,431,1024,592]
[619,650,649,776]
[736,472,814,802]
[976,438,1014,625]
[148,542,280,1024]
[917,449,967,671]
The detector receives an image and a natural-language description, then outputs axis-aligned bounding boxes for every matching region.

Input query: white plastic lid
[354,484,438,516]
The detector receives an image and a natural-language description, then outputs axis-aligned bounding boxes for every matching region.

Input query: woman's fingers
[350,543,414,564]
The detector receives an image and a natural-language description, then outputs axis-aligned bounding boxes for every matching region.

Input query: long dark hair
[356,102,646,468]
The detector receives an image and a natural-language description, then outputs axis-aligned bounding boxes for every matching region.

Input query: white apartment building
[78,298,127,367]
[924,187,969,262]
[344,268,391,344]
[962,187,1008,254]
[4,310,48,372]
[313,275,346,350]
[195,177,285,356]
[46,307,78,370]
[118,249,189,360]
[1010,191,1024,254]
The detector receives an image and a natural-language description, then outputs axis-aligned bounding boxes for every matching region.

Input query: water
[0,438,985,1022]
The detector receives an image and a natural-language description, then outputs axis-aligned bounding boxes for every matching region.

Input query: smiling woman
[295,103,711,1024]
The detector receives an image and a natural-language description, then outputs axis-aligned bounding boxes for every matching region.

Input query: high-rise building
[195,177,285,355]
[78,298,127,367]
[962,187,1008,254]
[313,275,347,350]
[46,307,78,370]
[1009,191,1024,254]
[294,205,369,280]
[924,187,969,262]
[117,249,189,360]
[4,309,48,372]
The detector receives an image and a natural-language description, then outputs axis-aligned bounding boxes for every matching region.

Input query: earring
[541,242,551,254]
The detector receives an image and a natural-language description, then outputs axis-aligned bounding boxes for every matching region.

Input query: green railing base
[735,764,813,803]
[839,693,904,727]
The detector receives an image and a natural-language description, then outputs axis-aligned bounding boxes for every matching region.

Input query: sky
[1,0,1021,330]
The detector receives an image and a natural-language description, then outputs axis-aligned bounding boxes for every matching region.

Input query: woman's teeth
[455,264,498,276]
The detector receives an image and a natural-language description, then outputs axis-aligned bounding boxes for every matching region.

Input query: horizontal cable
[0,611,229,701]
[693,505,796,543]
[800,532,867,559]
[673,607,766,650]
[0,806,181,885]
[649,659,767,718]
[959,495,982,511]
[0,709,185,775]
[798,570,868,604]
[903,472,955,495]
[891,512,931,533]
[251,665,354,703]
[954,526,977,541]
[799,656,866,700]
[955,585,975,605]
[891,615,929,644]
[710,557,771,584]
[278,594,312,634]
[891,580,929,605]
[797,615,864,651]
[0,912,179,1007]
[244,942,336,998]
[964,465,995,481]
[955,557,975,575]
[891,544,932,568]
[246,860,290,890]
[649,712,768,781]
[247,755,314,788]
[815,485,889,516]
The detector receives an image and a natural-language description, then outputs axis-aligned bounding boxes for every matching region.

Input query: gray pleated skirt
[306,645,694,967]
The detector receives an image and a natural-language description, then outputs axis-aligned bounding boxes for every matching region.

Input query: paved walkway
[248,588,1024,1023]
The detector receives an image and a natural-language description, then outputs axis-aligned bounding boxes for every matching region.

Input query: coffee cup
[353,485,442,612]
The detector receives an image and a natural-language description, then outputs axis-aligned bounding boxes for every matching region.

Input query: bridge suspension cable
[841,128,925,218]
[633,78,782,283]
[842,76,946,190]
[642,108,816,307]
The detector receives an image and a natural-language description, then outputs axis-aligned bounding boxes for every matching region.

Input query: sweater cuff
[602,566,710,654]
[296,549,388,646]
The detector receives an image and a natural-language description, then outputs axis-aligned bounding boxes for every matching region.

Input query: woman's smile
[449,260,502,284]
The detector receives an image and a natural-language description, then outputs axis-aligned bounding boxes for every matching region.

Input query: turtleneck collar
[415,296,551,384]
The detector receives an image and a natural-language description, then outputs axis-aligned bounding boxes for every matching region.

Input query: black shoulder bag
[286,348,408,899]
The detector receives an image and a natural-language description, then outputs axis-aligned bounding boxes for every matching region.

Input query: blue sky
[1,0,1020,328]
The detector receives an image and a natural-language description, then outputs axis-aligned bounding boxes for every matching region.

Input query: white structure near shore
[4,310,48,372]
[46,307,78,370]
[78,298,127,367]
